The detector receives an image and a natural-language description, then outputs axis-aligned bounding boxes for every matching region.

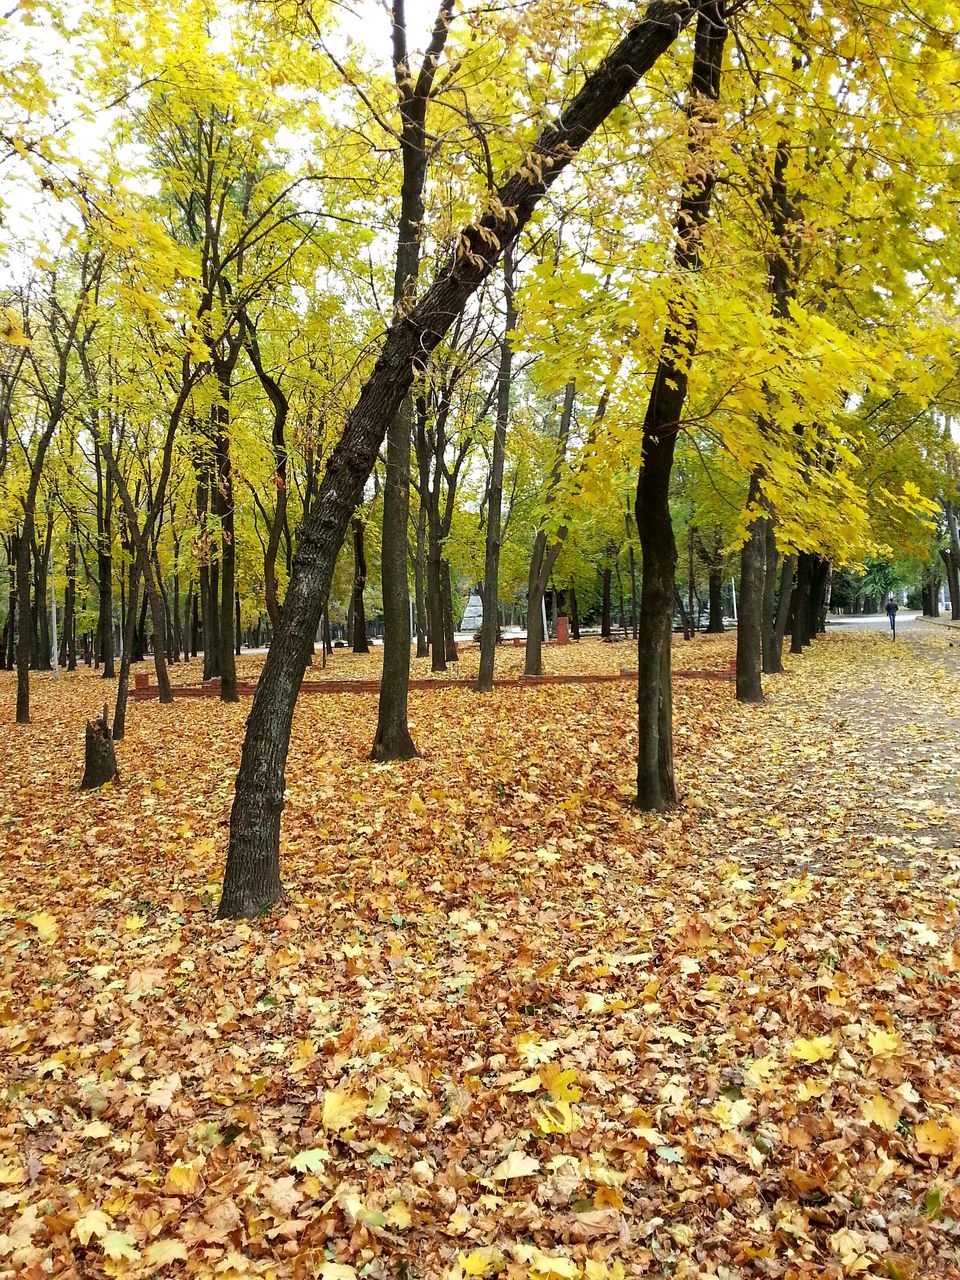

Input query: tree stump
[81,703,119,790]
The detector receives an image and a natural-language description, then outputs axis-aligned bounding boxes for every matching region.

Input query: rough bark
[351,517,370,654]
[81,703,119,790]
[636,1,727,810]
[219,0,708,918]
[736,486,766,703]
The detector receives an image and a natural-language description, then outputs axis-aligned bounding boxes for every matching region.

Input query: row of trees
[2,0,959,914]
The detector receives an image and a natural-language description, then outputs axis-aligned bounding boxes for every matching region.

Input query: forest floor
[1,626,959,1279]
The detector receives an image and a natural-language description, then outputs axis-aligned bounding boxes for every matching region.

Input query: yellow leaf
[385,1200,412,1229]
[867,1028,902,1058]
[584,1262,626,1280]
[490,1149,540,1180]
[535,1099,578,1135]
[860,1094,900,1131]
[540,1064,582,1102]
[164,1159,203,1196]
[322,1087,368,1132]
[82,1120,112,1139]
[319,1265,357,1279]
[73,1209,112,1245]
[914,1119,958,1155]
[143,1239,189,1267]
[528,1249,579,1278]
[409,793,427,814]
[790,1035,835,1064]
[508,1072,541,1093]
[28,911,58,943]
[459,1249,502,1276]
[102,1230,139,1262]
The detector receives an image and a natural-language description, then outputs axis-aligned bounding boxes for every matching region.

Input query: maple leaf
[164,1159,203,1196]
[540,1064,582,1102]
[28,911,58,943]
[291,1147,329,1173]
[321,1087,367,1132]
[867,1027,903,1057]
[142,1238,189,1267]
[73,1209,112,1246]
[102,1230,139,1262]
[790,1035,836,1064]
[490,1150,540,1180]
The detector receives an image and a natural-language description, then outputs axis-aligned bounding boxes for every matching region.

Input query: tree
[218,0,710,918]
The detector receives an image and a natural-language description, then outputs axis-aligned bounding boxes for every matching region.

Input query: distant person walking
[886,596,899,640]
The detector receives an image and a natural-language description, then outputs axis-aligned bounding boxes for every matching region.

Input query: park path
[690,619,960,885]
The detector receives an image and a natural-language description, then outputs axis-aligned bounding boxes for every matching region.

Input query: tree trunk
[96,441,115,679]
[760,519,778,674]
[81,703,119,790]
[945,498,960,620]
[214,377,238,702]
[441,559,457,662]
[352,517,370,654]
[769,552,795,672]
[736,486,766,704]
[478,246,515,692]
[600,565,612,639]
[60,535,77,670]
[113,562,141,742]
[427,492,445,672]
[790,553,812,653]
[217,0,705,918]
[15,528,31,722]
[707,566,724,632]
[414,502,429,658]
[569,583,580,641]
[636,0,726,810]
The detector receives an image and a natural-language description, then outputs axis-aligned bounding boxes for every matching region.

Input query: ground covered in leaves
[1,625,959,1279]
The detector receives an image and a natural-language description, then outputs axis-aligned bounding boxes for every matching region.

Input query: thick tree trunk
[218,0,705,918]
[352,517,370,654]
[707,566,724,632]
[441,559,457,661]
[760,519,778,674]
[81,703,119,790]
[600,565,612,640]
[790,552,812,653]
[736,486,766,704]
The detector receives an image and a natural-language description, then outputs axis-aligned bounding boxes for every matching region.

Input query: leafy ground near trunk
[1,627,959,1279]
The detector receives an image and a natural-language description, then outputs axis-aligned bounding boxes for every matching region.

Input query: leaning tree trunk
[217,0,708,919]
[81,702,119,790]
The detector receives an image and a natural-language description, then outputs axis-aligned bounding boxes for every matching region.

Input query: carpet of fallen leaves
[1,624,959,1280]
